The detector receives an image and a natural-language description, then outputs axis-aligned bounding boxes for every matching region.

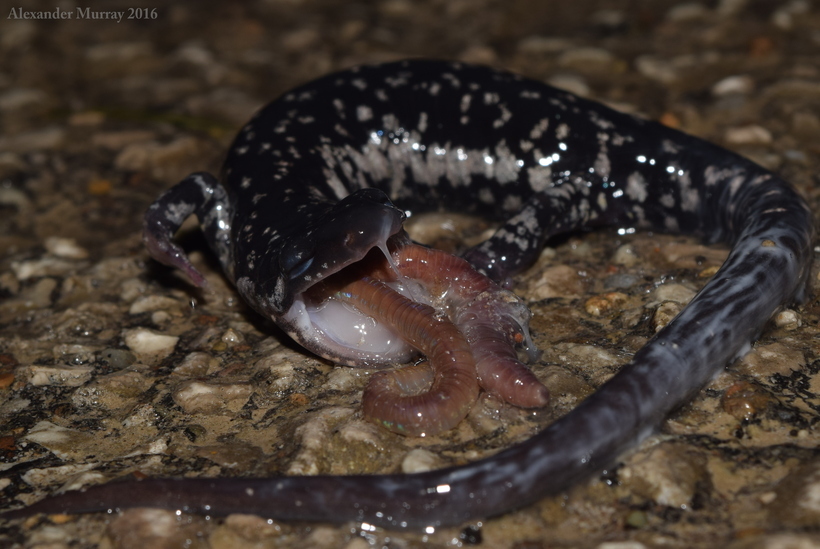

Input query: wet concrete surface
[1,0,820,547]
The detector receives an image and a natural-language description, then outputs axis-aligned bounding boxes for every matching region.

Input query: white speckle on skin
[164,201,193,225]
[418,111,428,132]
[589,111,615,130]
[678,171,699,212]
[484,92,500,105]
[503,194,523,212]
[442,72,461,89]
[478,187,494,203]
[662,139,681,154]
[626,172,648,203]
[493,104,512,129]
[527,165,553,192]
[529,118,550,139]
[594,149,611,179]
[356,105,373,122]
[492,140,521,184]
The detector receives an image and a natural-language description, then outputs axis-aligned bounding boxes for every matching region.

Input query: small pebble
[774,309,802,330]
[172,352,221,377]
[625,510,649,529]
[585,292,628,316]
[91,130,156,150]
[12,258,76,280]
[547,74,591,98]
[44,237,89,260]
[22,421,99,460]
[114,137,204,181]
[711,75,754,96]
[221,328,245,346]
[0,89,49,112]
[529,264,584,299]
[724,124,773,145]
[557,47,617,73]
[0,127,65,153]
[652,283,696,306]
[99,348,137,369]
[652,301,683,332]
[666,3,709,22]
[721,381,772,420]
[597,542,647,549]
[52,343,99,365]
[612,243,639,267]
[517,36,575,54]
[172,380,253,414]
[128,295,183,315]
[401,448,442,473]
[603,273,639,290]
[28,365,94,387]
[622,443,700,508]
[635,55,678,84]
[123,327,178,361]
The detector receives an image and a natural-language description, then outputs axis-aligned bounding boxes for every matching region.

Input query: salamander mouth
[289,236,431,368]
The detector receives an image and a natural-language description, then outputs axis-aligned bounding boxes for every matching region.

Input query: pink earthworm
[395,244,549,408]
[337,276,479,436]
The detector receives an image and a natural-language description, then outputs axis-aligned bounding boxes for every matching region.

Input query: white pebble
[666,3,709,22]
[724,125,773,145]
[711,75,754,96]
[44,236,89,259]
[28,365,94,387]
[635,55,678,84]
[173,380,252,414]
[401,448,442,473]
[774,309,801,330]
[123,328,178,359]
[128,295,183,314]
[652,283,696,306]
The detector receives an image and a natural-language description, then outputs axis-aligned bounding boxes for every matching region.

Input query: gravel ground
[1,1,820,548]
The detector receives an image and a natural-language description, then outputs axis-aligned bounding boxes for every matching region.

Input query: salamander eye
[356,187,396,208]
[288,256,314,279]
[280,248,315,280]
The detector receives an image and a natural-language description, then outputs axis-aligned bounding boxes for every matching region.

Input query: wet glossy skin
[4,60,814,530]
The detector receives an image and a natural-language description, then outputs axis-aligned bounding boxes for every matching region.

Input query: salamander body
[5,60,814,530]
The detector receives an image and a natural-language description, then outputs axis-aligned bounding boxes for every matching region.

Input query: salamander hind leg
[143,172,233,287]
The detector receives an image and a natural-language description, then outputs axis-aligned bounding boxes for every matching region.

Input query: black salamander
[4,60,814,530]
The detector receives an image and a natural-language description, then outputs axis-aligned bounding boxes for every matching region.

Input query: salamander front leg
[143,172,233,286]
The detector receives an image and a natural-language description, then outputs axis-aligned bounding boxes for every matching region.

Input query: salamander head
[249,188,424,367]
[277,188,405,298]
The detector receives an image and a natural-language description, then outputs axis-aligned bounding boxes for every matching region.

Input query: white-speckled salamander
[4,60,814,530]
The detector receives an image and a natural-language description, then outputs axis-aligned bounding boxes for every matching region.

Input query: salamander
[3,59,814,530]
